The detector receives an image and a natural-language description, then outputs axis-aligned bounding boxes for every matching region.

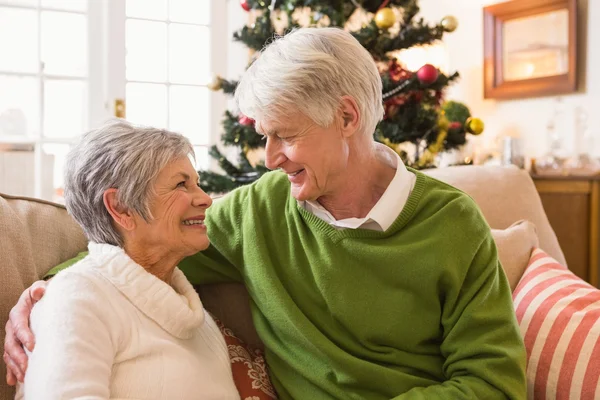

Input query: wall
[418,0,600,162]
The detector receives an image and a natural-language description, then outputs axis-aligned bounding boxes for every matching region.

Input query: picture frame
[483,0,577,100]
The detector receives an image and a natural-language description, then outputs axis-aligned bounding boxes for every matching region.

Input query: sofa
[0,165,565,400]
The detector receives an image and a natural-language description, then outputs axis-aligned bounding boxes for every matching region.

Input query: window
[124,0,213,168]
[0,0,224,202]
[0,0,89,201]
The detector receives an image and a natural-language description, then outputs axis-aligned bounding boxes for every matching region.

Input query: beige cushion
[424,165,566,266]
[491,220,539,292]
[0,193,88,400]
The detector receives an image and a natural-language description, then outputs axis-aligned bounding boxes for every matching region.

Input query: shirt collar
[302,143,415,231]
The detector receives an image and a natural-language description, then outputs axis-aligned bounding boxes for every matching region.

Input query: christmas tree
[202,0,484,194]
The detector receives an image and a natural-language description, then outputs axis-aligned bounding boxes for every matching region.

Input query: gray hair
[64,119,194,246]
[235,27,384,135]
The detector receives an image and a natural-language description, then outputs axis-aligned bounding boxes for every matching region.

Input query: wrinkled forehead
[255,110,315,135]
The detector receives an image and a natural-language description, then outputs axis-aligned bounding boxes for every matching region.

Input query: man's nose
[264,137,285,170]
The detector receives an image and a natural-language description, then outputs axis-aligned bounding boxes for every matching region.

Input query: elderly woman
[13,120,239,399]
[6,28,526,399]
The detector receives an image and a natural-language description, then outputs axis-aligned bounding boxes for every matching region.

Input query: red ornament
[449,121,463,130]
[240,0,251,12]
[238,115,255,126]
[417,64,439,85]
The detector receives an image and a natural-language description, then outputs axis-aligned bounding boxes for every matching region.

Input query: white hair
[235,27,384,135]
[64,119,194,246]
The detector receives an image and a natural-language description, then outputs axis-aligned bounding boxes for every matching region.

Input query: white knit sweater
[16,243,240,400]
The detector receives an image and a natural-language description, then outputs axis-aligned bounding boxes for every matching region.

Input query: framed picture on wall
[483,0,577,100]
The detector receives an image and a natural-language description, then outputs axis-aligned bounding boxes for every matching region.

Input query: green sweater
[51,170,527,399]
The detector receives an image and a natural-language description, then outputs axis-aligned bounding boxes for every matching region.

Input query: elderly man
[5,27,526,399]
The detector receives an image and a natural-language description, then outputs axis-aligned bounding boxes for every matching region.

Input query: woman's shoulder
[39,258,118,313]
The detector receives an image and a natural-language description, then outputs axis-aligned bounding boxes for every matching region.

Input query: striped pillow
[513,248,600,400]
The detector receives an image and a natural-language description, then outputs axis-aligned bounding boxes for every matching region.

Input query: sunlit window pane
[41,0,87,12]
[41,11,87,76]
[0,0,37,6]
[0,76,39,138]
[126,83,167,129]
[169,24,210,85]
[126,0,167,20]
[126,19,167,82]
[169,0,210,24]
[194,146,209,171]
[0,8,38,73]
[169,85,209,143]
[42,143,70,202]
[44,80,86,138]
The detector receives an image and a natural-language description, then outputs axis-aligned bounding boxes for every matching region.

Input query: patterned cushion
[513,248,600,399]
[212,316,277,400]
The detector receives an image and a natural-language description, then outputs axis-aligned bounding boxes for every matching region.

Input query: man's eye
[177,181,186,188]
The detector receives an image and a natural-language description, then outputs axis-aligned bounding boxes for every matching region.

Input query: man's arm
[393,233,527,400]
[4,280,47,385]
[179,189,248,286]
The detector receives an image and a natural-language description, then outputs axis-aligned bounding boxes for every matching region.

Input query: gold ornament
[416,150,435,168]
[207,75,224,91]
[465,117,485,135]
[441,15,458,32]
[437,115,450,132]
[374,8,396,30]
[428,130,447,154]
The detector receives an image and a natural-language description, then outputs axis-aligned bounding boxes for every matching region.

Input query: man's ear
[338,96,360,138]
[103,188,136,231]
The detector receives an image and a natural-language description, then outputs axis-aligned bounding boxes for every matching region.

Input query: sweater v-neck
[87,243,205,339]
[293,169,427,241]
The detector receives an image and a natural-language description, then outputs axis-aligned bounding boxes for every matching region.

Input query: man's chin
[290,185,311,202]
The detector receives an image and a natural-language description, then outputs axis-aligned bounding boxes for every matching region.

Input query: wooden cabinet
[532,175,600,287]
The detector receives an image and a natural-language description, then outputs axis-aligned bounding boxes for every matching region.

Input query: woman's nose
[192,186,212,208]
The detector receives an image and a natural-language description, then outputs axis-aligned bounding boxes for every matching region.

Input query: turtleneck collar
[87,242,205,339]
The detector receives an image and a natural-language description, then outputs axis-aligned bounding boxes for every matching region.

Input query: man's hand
[3,280,47,385]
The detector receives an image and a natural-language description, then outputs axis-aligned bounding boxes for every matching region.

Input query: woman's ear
[103,188,136,231]
[339,96,360,138]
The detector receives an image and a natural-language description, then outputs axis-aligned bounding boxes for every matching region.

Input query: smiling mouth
[182,220,204,226]
[288,169,304,177]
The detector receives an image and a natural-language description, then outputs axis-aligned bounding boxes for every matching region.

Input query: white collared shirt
[301,144,416,232]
